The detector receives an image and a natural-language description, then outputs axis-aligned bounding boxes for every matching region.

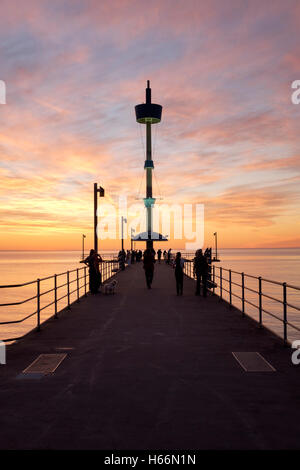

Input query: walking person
[157,249,162,263]
[193,249,208,297]
[118,249,126,271]
[167,248,172,265]
[143,248,155,289]
[80,249,102,294]
[174,252,184,295]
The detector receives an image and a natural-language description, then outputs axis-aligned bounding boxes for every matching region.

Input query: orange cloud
[0,0,300,249]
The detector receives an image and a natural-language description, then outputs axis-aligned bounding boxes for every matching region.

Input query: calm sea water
[0,251,117,342]
[217,248,300,343]
[0,249,299,343]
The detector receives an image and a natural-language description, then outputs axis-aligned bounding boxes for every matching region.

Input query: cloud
[242,155,300,172]
[203,181,300,227]
[0,0,299,248]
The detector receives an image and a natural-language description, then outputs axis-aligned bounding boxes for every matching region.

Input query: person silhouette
[143,248,156,289]
[193,249,208,297]
[80,249,102,294]
[174,252,184,295]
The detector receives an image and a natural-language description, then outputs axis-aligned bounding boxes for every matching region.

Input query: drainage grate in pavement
[232,352,276,372]
[22,353,67,375]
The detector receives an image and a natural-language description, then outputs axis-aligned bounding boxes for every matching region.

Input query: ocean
[0,248,299,343]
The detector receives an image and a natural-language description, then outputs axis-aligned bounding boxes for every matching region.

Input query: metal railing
[0,260,119,343]
[182,259,300,346]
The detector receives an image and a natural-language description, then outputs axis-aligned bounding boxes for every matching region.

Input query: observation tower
[133,80,167,249]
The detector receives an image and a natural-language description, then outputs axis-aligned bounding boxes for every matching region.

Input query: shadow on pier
[0,263,299,449]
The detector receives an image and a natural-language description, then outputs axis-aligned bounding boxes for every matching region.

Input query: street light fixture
[213,232,220,262]
[121,216,127,252]
[82,234,86,260]
[94,183,105,254]
[131,227,135,251]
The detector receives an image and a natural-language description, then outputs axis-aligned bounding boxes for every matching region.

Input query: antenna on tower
[146,80,151,104]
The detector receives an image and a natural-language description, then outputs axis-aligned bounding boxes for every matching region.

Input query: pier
[1,262,300,450]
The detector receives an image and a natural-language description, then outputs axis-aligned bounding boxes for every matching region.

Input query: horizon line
[0,247,300,252]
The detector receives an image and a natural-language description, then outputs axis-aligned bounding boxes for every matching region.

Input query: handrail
[182,259,300,346]
[0,259,119,342]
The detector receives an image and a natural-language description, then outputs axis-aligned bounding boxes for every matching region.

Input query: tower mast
[135,80,162,250]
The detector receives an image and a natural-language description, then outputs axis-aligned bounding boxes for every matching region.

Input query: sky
[0,0,299,251]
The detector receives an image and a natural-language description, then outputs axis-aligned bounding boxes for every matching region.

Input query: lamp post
[82,234,86,260]
[121,216,127,252]
[131,227,135,251]
[214,232,218,261]
[94,183,105,254]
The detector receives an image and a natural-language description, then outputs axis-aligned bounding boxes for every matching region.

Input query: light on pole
[94,183,105,254]
[131,227,135,251]
[121,216,127,252]
[213,232,219,261]
[82,234,86,260]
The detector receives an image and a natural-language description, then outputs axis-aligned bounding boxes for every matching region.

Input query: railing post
[213,265,215,295]
[241,272,245,316]
[67,271,70,309]
[84,267,87,296]
[229,269,232,307]
[283,282,288,346]
[76,268,80,303]
[37,278,41,331]
[258,276,262,328]
[54,274,58,319]
[220,267,223,301]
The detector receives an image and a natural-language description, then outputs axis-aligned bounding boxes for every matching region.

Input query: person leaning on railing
[80,249,103,294]
[193,249,208,297]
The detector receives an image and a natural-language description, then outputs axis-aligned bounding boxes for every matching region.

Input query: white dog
[101,279,118,295]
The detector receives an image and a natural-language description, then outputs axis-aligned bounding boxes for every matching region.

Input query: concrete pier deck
[0,263,299,449]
